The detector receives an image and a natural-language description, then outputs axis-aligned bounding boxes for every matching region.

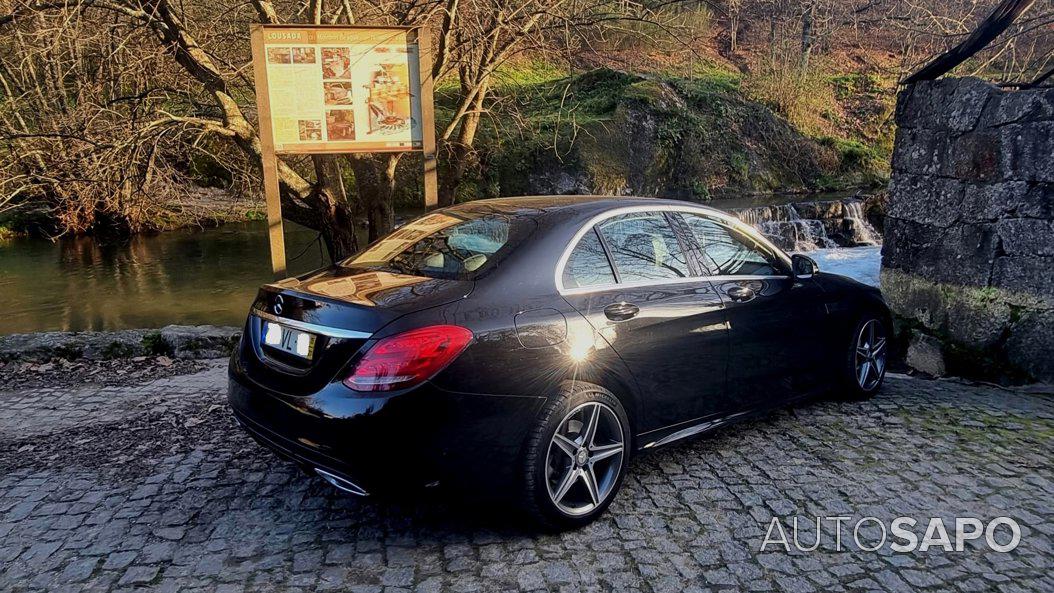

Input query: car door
[678,212,829,407]
[559,211,730,433]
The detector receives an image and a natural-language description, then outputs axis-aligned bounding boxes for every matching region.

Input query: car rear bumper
[227,358,547,496]
[231,407,372,494]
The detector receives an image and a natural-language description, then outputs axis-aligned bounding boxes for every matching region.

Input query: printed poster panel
[255,26,423,153]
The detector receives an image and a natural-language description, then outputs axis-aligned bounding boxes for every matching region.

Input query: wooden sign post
[250,24,437,279]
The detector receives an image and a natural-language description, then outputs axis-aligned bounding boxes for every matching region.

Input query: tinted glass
[562,228,616,289]
[597,213,689,282]
[347,211,528,280]
[682,214,782,276]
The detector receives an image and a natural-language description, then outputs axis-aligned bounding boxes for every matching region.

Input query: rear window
[345,211,532,280]
[596,212,690,282]
[562,228,616,289]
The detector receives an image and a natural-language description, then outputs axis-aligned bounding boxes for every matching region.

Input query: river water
[0,198,881,334]
[0,222,333,334]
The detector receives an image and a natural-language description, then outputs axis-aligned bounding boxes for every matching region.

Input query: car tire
[838,314,889,400]
[520,381,631,530]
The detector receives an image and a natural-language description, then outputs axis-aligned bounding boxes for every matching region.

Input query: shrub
[745,60,837,138]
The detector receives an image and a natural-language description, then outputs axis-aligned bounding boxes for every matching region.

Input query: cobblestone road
[1,360,1052,593]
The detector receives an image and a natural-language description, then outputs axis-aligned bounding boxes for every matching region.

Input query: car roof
[444,195,729,220]
[436,194,794,293]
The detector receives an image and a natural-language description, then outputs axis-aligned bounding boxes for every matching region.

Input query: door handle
[604,302,639,322]
[727,286,756,302]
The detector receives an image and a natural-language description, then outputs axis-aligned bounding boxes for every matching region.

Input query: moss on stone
[883,268,1039,383]
[142,332,171,356]
[102,342,135,359]
[462,65,889,200]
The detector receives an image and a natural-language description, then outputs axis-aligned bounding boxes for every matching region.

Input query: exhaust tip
[314,468,369,496]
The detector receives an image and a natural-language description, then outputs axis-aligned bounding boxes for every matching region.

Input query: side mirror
[791,254,818,279]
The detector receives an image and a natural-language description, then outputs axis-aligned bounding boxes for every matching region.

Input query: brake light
[343,325,473,392]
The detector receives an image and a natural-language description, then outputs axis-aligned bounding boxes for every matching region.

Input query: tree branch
[903,0,1038,84]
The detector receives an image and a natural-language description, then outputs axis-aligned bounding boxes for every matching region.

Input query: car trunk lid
[240,266,473,394]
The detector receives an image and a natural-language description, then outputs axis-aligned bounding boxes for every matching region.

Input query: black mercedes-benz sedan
[229,196,890,528]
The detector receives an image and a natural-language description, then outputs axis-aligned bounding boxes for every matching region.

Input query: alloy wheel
[855,319,887,391]
[545,402,625,516]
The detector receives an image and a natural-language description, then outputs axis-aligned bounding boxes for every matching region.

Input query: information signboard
[249,24,437,277]
[253,26,425,153]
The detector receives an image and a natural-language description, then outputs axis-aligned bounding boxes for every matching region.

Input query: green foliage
[818,137,879,168]
[0,224,24,242]
[187,148,234,189]
[830,72,886,100]
[103,341,135,359]
[519,67,642,127]
[813,137,889,190]
[438,59,892,204]
[729,152,750,182]
[142,332,171,356]
[828,71,896,159]
[689,180,711,201]
[0,206,55,236]
[490,60,569,92]
[669,69,742,96]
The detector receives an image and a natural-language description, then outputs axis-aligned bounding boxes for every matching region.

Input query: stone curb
[0,325,241,362]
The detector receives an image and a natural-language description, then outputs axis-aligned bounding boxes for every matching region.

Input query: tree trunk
[800,3,815,73]
[768,12,778,66]
[438,79,488,207]
[128,0,363,260]
[730,14,738,52]
[312,155,358,259]
[348,154,402,241]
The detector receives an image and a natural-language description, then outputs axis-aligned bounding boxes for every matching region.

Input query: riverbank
[0,326,238,391]
[0,186,264,240]
[0,326,240,363]
[1,183,886,243]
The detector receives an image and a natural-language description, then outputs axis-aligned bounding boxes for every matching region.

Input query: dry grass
[745,58,839,138]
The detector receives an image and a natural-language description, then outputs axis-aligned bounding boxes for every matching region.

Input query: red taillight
[343,325,473,392]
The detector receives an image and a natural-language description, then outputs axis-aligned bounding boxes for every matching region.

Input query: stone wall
[883,77,1053,382]
[0,325,241,362]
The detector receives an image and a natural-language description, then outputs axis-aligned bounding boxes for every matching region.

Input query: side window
[597,212,689,282]
[682,214,784,276]
[562,228,616,289]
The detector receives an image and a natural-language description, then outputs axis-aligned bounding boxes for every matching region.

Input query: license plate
[263,321,316,359]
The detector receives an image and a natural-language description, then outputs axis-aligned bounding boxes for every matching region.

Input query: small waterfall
[731,203,838,251]
[730,198,880,252]
[843,200,879,245]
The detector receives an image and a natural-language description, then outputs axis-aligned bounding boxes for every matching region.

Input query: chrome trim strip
[643,420,719,449]
[641,410,751,449]
[559,274,791,296]
[554,204,793,295]
[705,274,791,282]
[253,310,372,339]
[314,468,369,496]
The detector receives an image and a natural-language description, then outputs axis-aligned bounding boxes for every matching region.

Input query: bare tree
[1,0,658,246]
[903,0,1038,83]
[4,0,1049,250]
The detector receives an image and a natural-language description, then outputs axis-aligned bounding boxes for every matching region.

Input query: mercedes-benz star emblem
[273,295,284,315]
